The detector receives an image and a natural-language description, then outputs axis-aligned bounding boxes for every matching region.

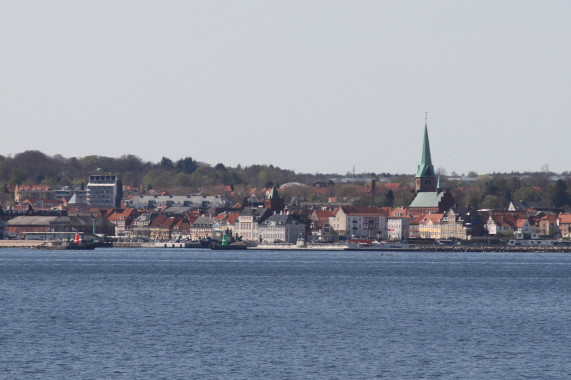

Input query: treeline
[0,150,323,191]
[448,173,571,211]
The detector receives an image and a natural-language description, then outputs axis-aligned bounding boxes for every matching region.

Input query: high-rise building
[87,175,120,208]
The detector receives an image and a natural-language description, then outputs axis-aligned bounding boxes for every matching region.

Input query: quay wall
[2,239,571,253]
[418,245,571,253]
[0,240,45,248]
[112,242,156,248]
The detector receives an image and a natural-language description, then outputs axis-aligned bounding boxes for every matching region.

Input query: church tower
[264,185,285,212]
[415,122,437,193]
[409,118,455,213]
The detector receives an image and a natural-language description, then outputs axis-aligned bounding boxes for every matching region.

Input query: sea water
[1,248,570,379]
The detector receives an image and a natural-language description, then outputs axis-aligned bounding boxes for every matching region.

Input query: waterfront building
[214,211,240,239]
[329,206,388,240]
[386,207,413,240]
[236,207,271,242]
[440,207,484,240]
[309,209,338,243]
[539,214,559,237]
[515,218,536,239]
[485,213,513,236]
[409,213,443,239]
[258,213,306,244]
[107,208,137,237]
[171,217,191,241]
[188,216,216,240]
[149,215,179,241]
[557,214,571,238]
[387,216,412,241]
[484,211,529,236]
[5,215,102,238]
[126,213,153,240]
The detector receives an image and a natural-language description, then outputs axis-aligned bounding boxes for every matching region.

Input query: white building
[329,206,388,240]
[87,175,119,208]
[125,194,230,210]
[259,214,306,244]
[386,217,412,241]
[235,207,270,242]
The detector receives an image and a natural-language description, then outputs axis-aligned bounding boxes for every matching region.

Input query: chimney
[372,180,376,198]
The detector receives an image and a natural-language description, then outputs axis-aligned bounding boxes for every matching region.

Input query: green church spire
[267,185,280,199]
[416,122,436,178]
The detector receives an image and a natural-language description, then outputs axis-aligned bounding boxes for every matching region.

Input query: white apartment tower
[87,175,119,208]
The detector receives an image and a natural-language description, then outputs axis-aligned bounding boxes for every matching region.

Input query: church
[408,122,455,214]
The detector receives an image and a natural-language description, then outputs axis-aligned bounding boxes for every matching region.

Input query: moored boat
[38,240,96,250]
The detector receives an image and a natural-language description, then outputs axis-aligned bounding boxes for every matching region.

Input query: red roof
[187,214,200,224]
[489,212,529,228]
[226,212,240,225]
[150,215,180,229]
[421,213,443,224]
[384,183,402,190]
[314,210,336,220]
[409,215,425,225]
[108,208,136,222]
[339,206,389,216]
[559,214,571,224]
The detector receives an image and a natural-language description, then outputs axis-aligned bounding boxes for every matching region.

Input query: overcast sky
[1,1,570,175]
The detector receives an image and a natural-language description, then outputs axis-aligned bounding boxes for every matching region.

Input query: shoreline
[3,240,571,253]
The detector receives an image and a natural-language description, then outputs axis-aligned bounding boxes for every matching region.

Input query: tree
[436,167,448,177]
[481,195,504,210]
[393,190,415,208]
[512,187,539,203]
[462,190,482,209]
[160,157,174,170]
[9,169,27,185]
[543,179,569,208]
[467,171,478,178]
[385,190,395,207]
[175,157,198,174]
[143,169,175,190]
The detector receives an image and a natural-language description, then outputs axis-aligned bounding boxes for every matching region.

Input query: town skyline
[1,148,570,180]
[3,125,571,247]
[1,2,570,175]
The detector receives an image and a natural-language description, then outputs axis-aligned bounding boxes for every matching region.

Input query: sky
[1,1,570,176]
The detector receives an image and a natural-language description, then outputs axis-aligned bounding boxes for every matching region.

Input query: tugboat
[39,233,96,250]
